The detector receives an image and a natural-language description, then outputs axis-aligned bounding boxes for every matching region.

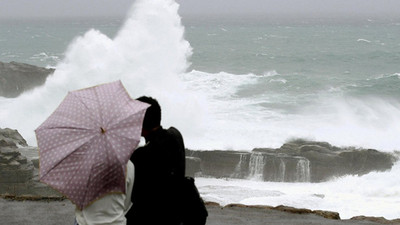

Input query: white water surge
[196,161,400,220]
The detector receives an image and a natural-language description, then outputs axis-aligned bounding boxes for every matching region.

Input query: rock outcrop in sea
[0,61,54,98]
[186,139,397,182]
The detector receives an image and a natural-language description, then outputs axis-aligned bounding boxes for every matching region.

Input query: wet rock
[224,204,341,220]
[186,139,397,182]
[273,205,313,214]
[0,147,34,184]
[350,216,400,224]
[0,128,61,197]
[185,156,201,177]
[31,158,40,168]
[313,210,341,220]
[0,128,28,147]
[0,61,54,98]
[338,149,394,176]
[186,150,246,178]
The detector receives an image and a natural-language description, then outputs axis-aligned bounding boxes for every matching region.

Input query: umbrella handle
[101,127,106,134]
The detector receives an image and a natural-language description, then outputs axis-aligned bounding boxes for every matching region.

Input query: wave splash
[0,0,207,146]
[183,69,400,151]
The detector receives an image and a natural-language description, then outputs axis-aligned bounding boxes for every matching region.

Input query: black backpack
[178,176,208,225]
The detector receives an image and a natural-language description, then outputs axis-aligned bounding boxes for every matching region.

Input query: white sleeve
[124,160,135,214]
[75,161,134,225]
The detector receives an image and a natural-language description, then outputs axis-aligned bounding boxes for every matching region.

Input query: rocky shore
[1,127,400,224]
[1,198,400,225]
[0,128,61,197]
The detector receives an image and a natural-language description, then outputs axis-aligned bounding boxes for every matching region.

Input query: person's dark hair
[136,96,161,130]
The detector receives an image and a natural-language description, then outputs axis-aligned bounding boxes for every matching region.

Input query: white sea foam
[196,161,400,219]
[357,38,371,43]
[30,52,60,63]
[269,78,287,83]
[262,70,279,77]
[182,68,400,151]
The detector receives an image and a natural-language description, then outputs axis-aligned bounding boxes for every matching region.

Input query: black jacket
[126,126,185,225]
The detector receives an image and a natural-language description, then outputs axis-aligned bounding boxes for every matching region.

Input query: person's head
[136,96,161,137]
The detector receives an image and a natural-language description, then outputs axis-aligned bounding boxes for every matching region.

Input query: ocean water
[1,0,399,219]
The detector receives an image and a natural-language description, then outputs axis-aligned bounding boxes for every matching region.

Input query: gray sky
[178,0,400,18]
[0,0,399,19]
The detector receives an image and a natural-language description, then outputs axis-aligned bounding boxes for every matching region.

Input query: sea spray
[0,0,208,146]
[277,159,286,182]
[184,70,400,151]
[296,158,310,182]
[248,152,265,180]
[196,161,400,219]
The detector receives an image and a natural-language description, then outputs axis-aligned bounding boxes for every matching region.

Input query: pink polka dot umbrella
[35,80,149,210]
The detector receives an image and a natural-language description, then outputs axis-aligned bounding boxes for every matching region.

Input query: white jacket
[75,161,134,225]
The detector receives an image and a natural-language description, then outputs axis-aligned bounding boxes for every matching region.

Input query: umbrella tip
[100,127,106,134]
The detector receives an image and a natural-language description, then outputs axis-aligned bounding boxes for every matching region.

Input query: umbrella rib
[59,135,99,205]
[70,92,101,127]
[105,134,128,165]
[107,99,146,129]
[93,86,105,127]
[82,136,126,205]
[37,126,92,131]
[108,113,139,132]
[83,161,125,206]
[108,133,139,161]
[40,134,99,180]
[104,89,127,128]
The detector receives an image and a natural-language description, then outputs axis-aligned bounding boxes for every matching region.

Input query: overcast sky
[0,0,399,19]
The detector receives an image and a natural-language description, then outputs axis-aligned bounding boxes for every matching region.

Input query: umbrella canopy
[35,80,149,209]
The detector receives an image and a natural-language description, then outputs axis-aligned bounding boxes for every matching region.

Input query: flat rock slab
[206,204,392,225]
[0,198,75,225]
[0,199,393,225]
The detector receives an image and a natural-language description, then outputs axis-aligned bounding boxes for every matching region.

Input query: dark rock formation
[223,203,341,220]
[350,216,400,225]
[186,150,246,178]
[269,139,395,182]
[185,156,201,177]
[187,149,312,182]
[0,61,54,98]
[0,147,33,184]
[0,128,34,194]
[0,128,60,197]
[186,139,397,182]
[0,128,28,147]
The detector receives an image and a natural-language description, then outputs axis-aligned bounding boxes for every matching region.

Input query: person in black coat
[126,96,185,225]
